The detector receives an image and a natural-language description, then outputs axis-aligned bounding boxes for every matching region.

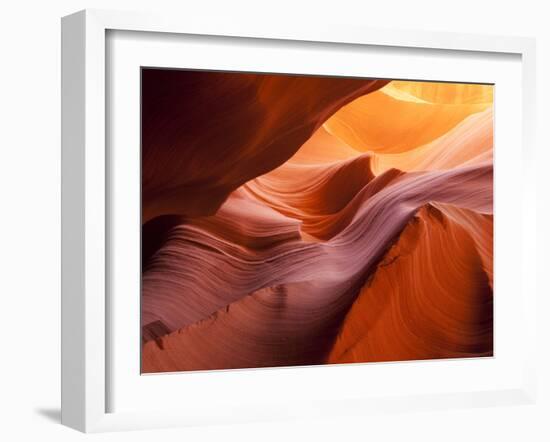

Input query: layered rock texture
[141,70,493,373]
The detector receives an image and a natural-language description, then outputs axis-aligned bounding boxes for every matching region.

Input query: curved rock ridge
[142,198,492,372]
[141,73,494,373]
[328,203,493,365]
[243,153,386,241]
[435,202,493,288]
[141,163,492,350]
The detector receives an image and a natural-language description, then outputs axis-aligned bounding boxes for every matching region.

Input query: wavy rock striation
[141,75,494,373]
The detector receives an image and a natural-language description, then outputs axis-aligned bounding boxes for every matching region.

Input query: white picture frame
[61,9,538,433]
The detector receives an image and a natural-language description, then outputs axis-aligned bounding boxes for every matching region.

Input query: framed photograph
[61,9,538,432]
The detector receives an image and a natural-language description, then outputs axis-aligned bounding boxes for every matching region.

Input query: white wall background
[0,0,548,440]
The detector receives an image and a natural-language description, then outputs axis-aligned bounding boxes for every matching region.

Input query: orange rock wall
[141,71,493,373]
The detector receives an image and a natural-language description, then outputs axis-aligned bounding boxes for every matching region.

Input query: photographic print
[141,69,493,374]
